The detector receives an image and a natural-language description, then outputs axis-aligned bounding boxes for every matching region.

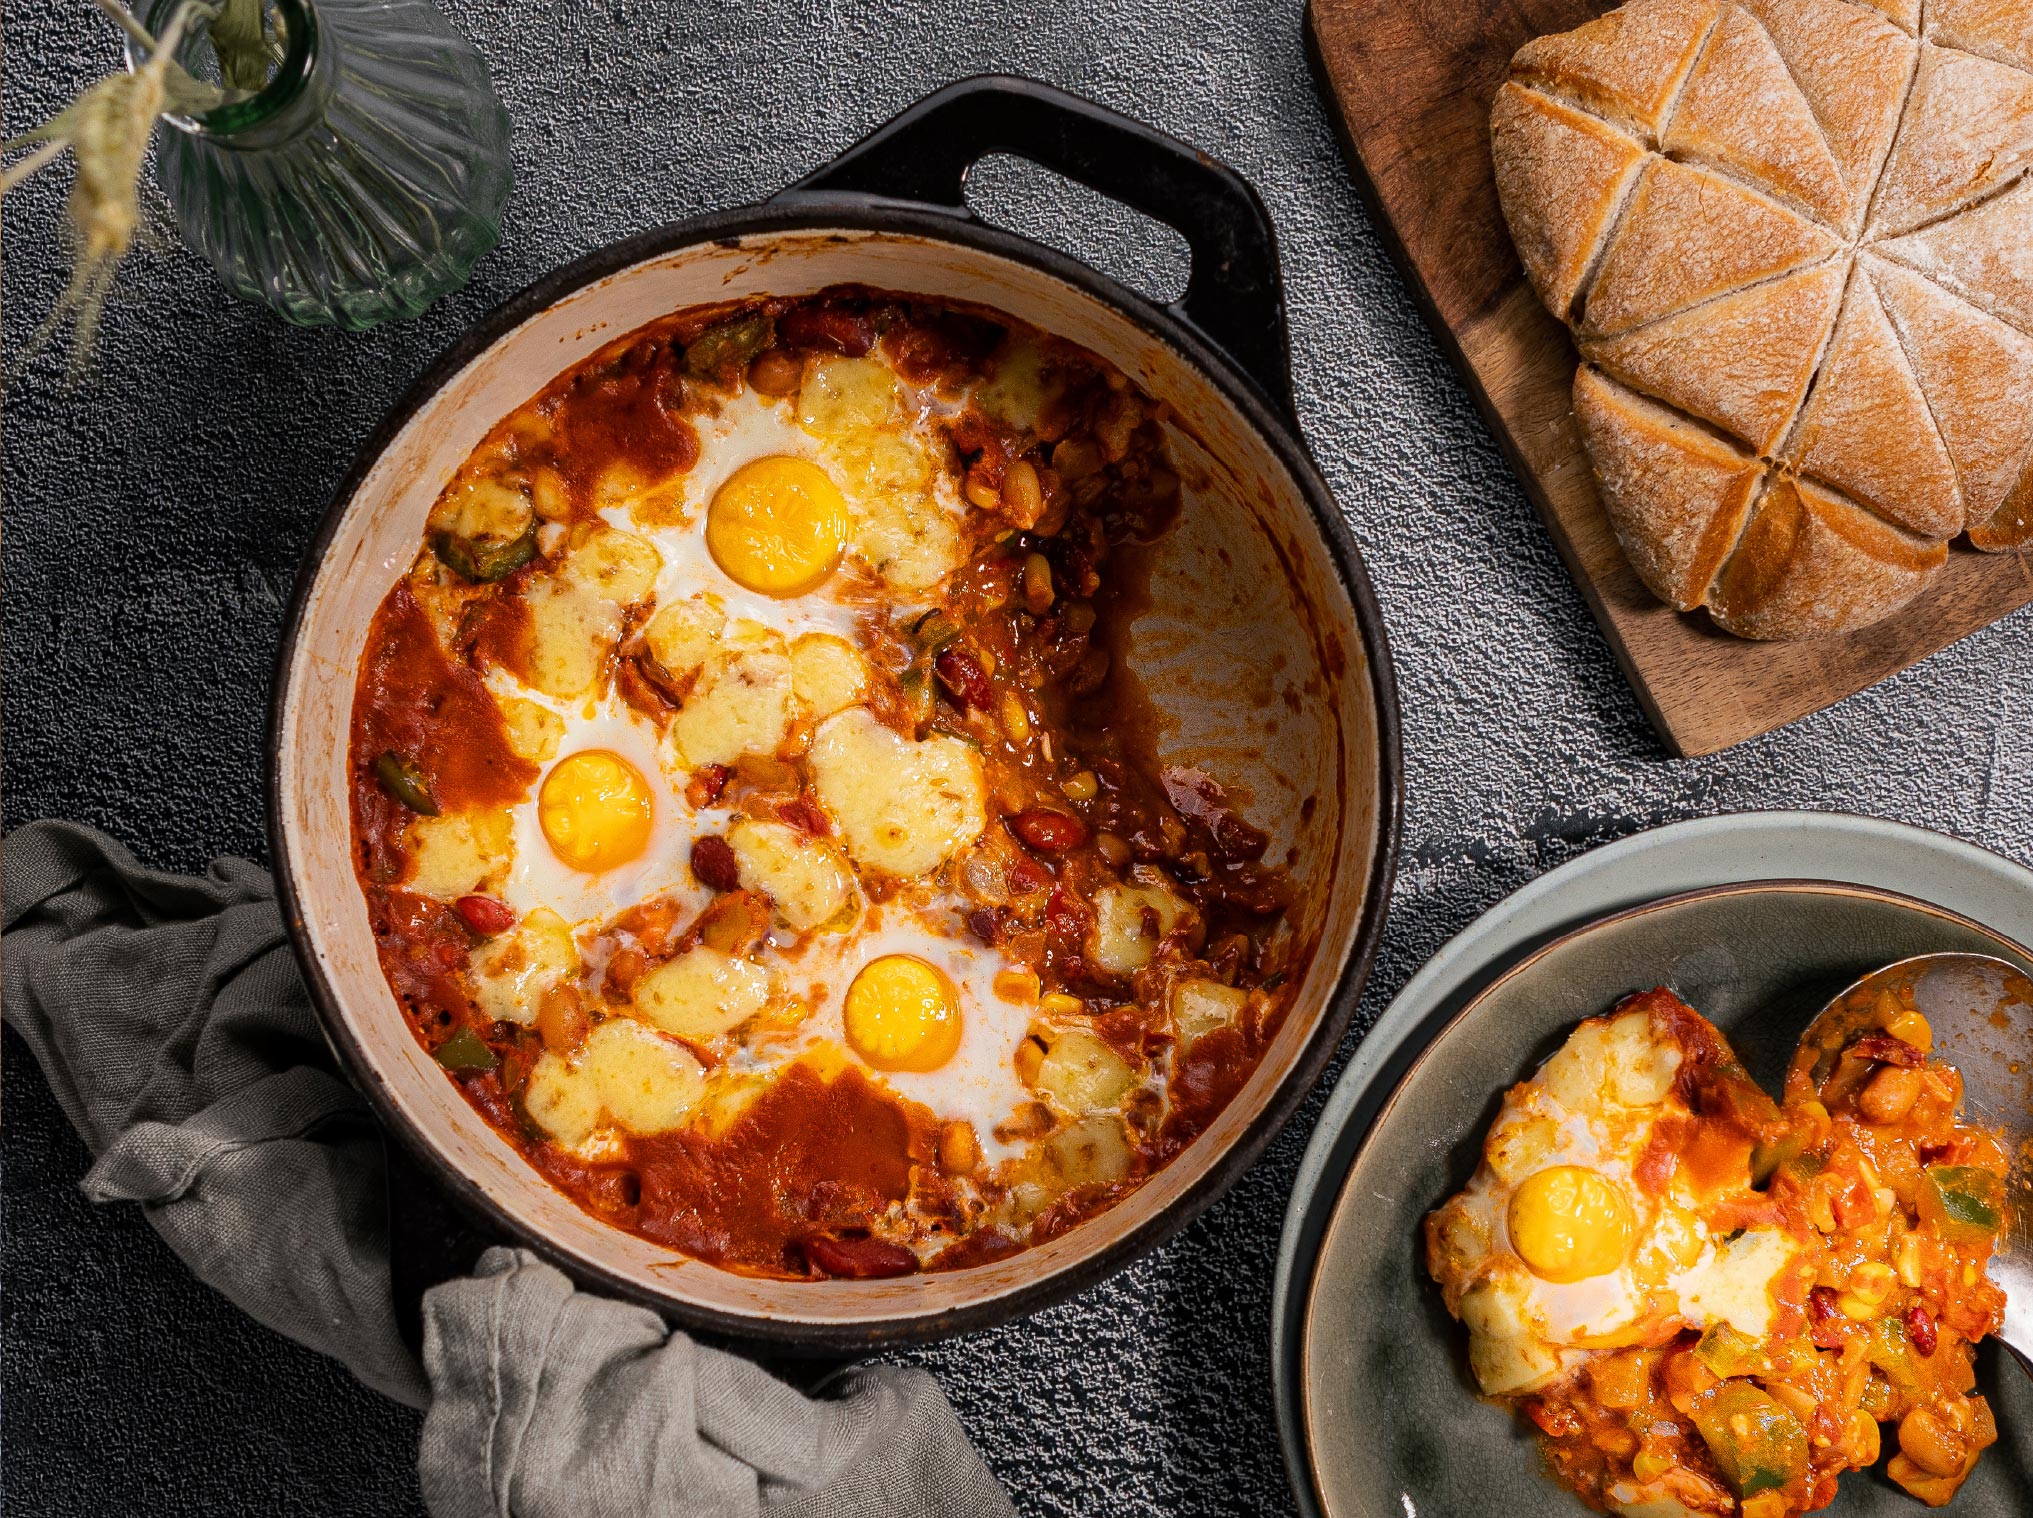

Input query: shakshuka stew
[348,286,1310,1279]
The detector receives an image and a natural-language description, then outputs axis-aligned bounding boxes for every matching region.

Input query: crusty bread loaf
[1495,0,2033,638]
[1573,367,1764,607]
[1707,477,1947,638]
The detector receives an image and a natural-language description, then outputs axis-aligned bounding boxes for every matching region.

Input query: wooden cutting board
[1305,0,2033,757]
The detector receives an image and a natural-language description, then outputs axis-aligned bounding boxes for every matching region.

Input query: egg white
[493,686,712,928]
[764,904,1036,1164]
[609,390,869,641]
[1443,1021,1801,1349]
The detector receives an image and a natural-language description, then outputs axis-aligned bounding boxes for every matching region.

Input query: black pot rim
[266,194,1406,1350]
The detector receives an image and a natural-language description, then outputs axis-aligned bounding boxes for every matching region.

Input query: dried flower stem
[3,0,241,377]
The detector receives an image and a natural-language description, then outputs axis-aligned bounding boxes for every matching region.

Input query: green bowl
[1299,880,2033,1517]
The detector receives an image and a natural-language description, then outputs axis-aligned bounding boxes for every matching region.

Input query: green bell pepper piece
[433,522,537,584]
[1694,1323,1765,1378]
[1864,1315,1921,1393]
[1690,1381,1808,1498]
[1923,1165,2003,1245]
[683,312,774,382]
[434,1027,497,1072]
[375,751,438,815]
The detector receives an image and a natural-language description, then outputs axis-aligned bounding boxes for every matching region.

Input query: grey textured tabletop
[6,2,2032,1514]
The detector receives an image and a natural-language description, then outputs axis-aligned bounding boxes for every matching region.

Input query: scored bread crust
[1511,0,1721,133]
[1709,476,1949,638]
[1490,84,1649,318]
[1873,175,2033,332]
[1663,4,1851,226]
[1578,158,1839,335]
[1786,269,1964,538]
[1581,259,1846,453]
[1494,0,2033,640]
[1574,367,1764,608]
[1733,0,1915,233]
[1928,0,2033,70]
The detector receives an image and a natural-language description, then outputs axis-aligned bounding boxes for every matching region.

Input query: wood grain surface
[1305,0,2033,757]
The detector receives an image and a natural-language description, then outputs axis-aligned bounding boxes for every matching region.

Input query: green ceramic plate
[1295,877,2033,1517]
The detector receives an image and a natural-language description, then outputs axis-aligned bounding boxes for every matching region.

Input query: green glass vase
[130,0,513,329]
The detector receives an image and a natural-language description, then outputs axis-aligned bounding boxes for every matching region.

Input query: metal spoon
[1800,952,2033,1377]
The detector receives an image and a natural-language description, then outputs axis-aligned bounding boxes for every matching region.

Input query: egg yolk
[843,955,962,1072]
[1509,1165,1633,1283]
[538,751,654,872]
[706,455,849,596]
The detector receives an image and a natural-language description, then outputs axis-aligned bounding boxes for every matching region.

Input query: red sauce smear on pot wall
[545,332,701,501]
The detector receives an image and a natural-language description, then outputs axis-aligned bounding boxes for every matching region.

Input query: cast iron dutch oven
[271,75,1402,1348]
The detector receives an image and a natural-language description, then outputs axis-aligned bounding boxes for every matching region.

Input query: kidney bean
[1044,886,1088,945]
[933,646,994,709]
[778,303,874,357]
[453,895,515,937]
[690,836,741,892]
[802,1234,917,1279]
[1008,808,1089,854]
[1906,1303,1938,1356]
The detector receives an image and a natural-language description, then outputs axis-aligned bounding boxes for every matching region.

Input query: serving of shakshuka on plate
[348,287,1304,1281]
[1427,985,2011,1515]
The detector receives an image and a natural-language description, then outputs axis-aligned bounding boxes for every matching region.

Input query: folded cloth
[2,820,1014,1518]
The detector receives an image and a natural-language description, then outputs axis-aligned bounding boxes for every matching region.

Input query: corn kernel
[1837,1293,1879,1320]
[1022,552,1054,613]
[1809,1186,1839,1235]
[1886,1008,1932,1054]
[1000,692,1031,741]
[1013,1036,1046,1085]
[1847,1262,1896,1305]
[1039,992,1085,1019]
[1062,769,1098,803]
[1632,1449,1673,1483]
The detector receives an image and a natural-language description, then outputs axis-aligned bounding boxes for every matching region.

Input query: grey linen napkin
[2,819,1015,1518]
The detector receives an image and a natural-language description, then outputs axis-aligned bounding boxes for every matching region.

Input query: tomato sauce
[351,584,535,882]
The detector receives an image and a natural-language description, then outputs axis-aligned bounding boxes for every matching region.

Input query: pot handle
[778,75,1297,423]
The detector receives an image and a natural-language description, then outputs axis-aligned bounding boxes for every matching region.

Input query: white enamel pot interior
[271,81,1401,1348]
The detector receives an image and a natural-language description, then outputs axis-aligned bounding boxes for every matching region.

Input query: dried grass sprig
[208,0,278,92]
[3,0,247,378]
